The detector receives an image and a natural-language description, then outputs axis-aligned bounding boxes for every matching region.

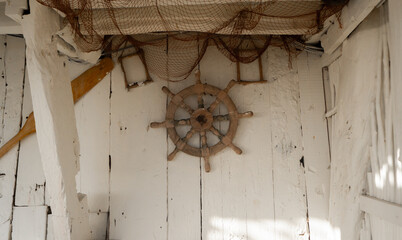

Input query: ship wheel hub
[191,109,213,131]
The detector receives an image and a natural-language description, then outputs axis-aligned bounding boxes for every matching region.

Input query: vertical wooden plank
[0,35,6,142]
[0,35,25,239]
[388,0,402,206]
[298,51,331,240]
[167,70,201,240]
[268,47,309,240]
[11,206,47,240]
[109,61,167,239]
[46,215,54,240]
[69,60,111,213]
[201,46,275,240]
[89,212,108,240]
[235,51,276,240]
[15,70,45,206]
[200,47,245,240]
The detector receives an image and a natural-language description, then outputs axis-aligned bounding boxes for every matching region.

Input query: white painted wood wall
[324,6,402,240]
[0,35,332,239]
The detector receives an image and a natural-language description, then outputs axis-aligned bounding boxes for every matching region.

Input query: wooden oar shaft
[0,57,114,159]
[0,132,24,158]
[71,58,114,103]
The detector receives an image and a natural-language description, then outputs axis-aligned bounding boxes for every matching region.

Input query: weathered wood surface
[360,196,402,227]
[0,35,26,240]
[0,57,113,159]
[327,10,380,240]
[106,44,331,239]
[15,72,45,206]
[388,0,402,207]
[22,0,90,238]
[11,206,47,240]
[109,61,168,239]
[167,71,201,240]
[320,0,383,54]
[268,47,309,240]
[298,51,331,240]
[69,59,112,213]
[1,33,331,238]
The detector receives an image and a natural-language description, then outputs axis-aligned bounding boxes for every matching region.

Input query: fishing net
[37,0,347,80]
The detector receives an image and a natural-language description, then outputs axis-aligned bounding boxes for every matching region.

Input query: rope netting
[37,0,347,80]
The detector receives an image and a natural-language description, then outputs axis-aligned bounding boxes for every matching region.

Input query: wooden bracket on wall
[118,49,153,90]
[235,56,267,85]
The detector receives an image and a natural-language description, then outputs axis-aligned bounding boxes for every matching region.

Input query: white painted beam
[21,0,90,239]
[0,3,22,34]
[360,195,402,227]
[321,0,383,54]
[4,0,28,23]
[321,46,342,68]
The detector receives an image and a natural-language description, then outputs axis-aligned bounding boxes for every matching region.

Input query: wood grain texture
[22,1,90,237]
[327,10,380,240]
[268,47,309,240]
[70,60,111,213]
[0,57,114,159]
[320,0,383,54]
[360,195,402,227]
[71,58,114,103]
[0,35,26,240]
[109,62,167,239]
[388,0,402,207]
[167,71,202,240]
[298,52,331,240]
[105,45,318,239]
[15,73,45,206]
[200,47,277,240]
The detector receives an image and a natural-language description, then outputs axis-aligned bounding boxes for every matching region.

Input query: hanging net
[37,0,347,80]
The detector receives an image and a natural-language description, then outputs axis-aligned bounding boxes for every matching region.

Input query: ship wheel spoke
[174,118,191,126]
[168,128,197,161]
[212,111,254,122]
[150,118,191,128]
[208,80,237,112]
[195,70,205,109]
[213,114,230,122]
[200,130,211,172]
[179,103,195,115]
[209,126,242,155]
[197,94,204,109]
[162,86,195,114]
[209,126,223,139]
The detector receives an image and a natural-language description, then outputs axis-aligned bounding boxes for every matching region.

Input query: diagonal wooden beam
[21,0,90,239]
[321,0,384,54]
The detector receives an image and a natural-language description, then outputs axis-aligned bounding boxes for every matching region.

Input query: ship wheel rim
[166,83,239,158]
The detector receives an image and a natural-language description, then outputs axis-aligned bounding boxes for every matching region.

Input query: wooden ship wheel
[150,70,255,172]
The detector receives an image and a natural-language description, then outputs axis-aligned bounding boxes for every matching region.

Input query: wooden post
[388,0,402,205]
[21,0,90,239]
